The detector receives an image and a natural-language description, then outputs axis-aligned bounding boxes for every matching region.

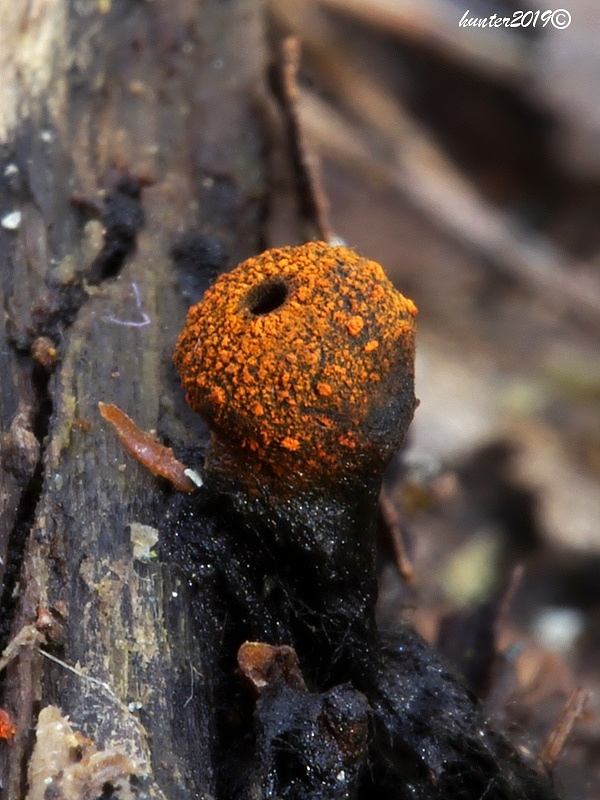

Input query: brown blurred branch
[299,89,600,332]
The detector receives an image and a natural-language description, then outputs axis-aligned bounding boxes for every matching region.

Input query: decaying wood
[1,1,269,797]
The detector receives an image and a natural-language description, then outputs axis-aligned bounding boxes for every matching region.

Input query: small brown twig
[0,625,45,675]
[271,35,334,242]
[98,402,202,492]
[538,686,588,769]
[378,489,415,586]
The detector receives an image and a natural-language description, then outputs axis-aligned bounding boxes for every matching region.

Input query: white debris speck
[1,210,22,230]
[184,468,204,488]
[4,164,19,177]
[40,129,54,143]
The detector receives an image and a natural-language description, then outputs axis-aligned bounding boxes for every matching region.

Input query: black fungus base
[160,454,561,800]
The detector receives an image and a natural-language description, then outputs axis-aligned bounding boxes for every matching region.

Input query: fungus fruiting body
[173,239,418,674]
[168,242,560,800]
[174,241,417,490]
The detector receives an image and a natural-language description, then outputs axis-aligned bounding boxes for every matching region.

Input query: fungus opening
[246,278,289,316]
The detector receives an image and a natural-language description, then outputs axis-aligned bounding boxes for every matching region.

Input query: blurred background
[268,0,600,796]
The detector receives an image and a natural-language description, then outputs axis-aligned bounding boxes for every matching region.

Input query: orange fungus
[0,709,16,741]
[173,242,417,484]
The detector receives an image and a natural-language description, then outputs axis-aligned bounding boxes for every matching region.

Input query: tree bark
[1,1,269,797]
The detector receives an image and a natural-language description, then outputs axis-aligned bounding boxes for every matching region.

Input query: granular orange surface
[174,242,417,483]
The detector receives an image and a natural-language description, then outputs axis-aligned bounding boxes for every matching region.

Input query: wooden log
[1,1,269,797]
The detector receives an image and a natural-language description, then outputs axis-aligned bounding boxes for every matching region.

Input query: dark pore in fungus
[245,277,290,316]
[165,243,561,800]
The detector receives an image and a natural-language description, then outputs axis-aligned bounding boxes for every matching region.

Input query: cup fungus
[173,241,417,491]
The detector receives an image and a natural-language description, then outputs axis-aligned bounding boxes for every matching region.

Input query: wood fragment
[538,686,588,769]
[0,625,46,676]
[495,565,525,632]
[98,402,199,493]
[378,489,415,585]
[271,35,334,242]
